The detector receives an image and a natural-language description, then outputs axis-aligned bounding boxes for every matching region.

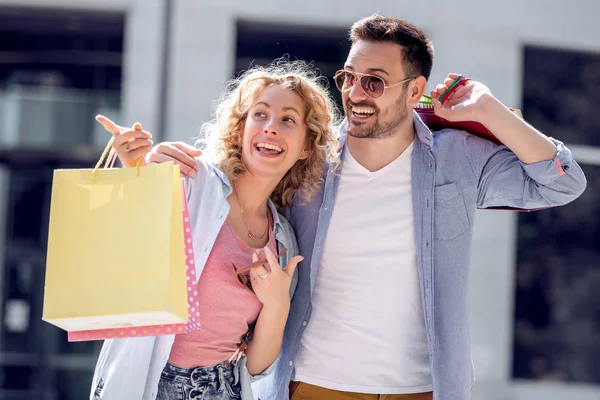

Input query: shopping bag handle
[91,137,142,181]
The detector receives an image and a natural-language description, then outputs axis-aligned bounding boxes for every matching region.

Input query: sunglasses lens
[237,274,246,285]
[360,75,384,98]
[233,264,253,292]
[334,71,356,92]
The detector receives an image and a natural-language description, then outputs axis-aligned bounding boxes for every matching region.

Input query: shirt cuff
[521,138,573,185]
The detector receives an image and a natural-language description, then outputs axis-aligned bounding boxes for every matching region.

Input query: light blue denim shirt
[252,112,587,400]
[90,158,299,400]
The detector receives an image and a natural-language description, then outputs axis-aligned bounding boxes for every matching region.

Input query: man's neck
[346,122,416,173]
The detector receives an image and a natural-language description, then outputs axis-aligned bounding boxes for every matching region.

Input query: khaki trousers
[289,381,433,400]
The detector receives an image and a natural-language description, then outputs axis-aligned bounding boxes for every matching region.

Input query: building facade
[0,0,598,399]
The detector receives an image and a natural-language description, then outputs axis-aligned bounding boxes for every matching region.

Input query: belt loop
[233,362,240,386]
[217,364,226,393]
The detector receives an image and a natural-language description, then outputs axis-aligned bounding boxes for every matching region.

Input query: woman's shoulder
[184,156,230,198]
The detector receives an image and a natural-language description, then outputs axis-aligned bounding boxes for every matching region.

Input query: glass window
[522,46,600,147]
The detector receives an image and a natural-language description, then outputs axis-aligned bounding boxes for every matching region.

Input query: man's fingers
[173,142,203,156]
[173,142,202,171]
[434,83,446,96]
[147,152,197,177]
[96,115,124,135]
[155,143,199,170]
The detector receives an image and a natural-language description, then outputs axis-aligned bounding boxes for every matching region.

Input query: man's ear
[407,76,427,107]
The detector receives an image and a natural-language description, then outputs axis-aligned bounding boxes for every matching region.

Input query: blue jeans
[156,361,241,400]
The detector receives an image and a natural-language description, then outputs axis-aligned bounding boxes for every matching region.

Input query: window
[235,19,349,111]
[513,45,600,384]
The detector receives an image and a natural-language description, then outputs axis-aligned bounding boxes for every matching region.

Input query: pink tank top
[168,216,277,368]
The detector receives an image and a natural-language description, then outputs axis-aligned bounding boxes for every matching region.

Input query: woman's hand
[95,115,153,167]
[244,247,303,375]
[249,247,303,312]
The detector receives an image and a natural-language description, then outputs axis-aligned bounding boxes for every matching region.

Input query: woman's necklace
[232,183,268,239]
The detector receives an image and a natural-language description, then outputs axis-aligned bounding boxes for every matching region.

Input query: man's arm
[432,73,587,208]
[463,132,585,209]
[474,95,558,164]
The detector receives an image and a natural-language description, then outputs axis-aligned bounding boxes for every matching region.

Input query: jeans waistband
[161,361,239,386]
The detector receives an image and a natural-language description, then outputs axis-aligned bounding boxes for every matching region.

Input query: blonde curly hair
[199,60,340,209]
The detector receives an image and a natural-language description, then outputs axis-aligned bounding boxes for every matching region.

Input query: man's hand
[431,73,557,164]
[430,73,494,124]
[147,142,203,177]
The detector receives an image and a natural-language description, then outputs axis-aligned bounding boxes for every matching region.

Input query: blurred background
[0,0,597,399]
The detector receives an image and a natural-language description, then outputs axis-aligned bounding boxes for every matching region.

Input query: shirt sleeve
[461,133,587,209]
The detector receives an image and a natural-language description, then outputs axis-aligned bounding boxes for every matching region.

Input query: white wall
[4,0,598,398]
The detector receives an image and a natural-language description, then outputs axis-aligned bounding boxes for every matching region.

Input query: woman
[90,60,340,400]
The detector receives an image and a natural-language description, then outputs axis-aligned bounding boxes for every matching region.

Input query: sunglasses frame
[334,70,415,99]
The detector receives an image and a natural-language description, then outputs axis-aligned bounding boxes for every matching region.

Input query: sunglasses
[334,70,415,99]
[232,248,288,292]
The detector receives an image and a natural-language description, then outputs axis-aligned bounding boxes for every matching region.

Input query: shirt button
[563,164,570,171]
[302,321,307,327]
[289,361,293,367]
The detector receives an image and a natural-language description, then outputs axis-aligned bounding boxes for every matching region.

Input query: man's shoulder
[431,127,470,143]
[431,128,499,155]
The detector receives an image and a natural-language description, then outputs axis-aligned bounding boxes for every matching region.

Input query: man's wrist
[475,92,505,124]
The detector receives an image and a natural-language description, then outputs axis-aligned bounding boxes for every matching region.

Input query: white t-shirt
[292,141,432,394]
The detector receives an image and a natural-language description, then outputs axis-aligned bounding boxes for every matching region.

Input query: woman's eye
[283,117,296,123]
[254,111,266,118]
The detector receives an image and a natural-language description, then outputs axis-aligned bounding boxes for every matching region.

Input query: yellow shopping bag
[42,140,188,332]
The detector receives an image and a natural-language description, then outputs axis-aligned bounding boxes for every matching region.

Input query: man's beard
[345,91,409,139]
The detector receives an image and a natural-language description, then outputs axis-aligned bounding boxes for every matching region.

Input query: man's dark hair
[349,14,435,81]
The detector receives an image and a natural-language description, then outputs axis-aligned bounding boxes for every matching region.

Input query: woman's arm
[244,303,289,375]
[244,247,302,375]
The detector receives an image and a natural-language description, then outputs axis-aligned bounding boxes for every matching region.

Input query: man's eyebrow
[366,67,390,77]
[344,65,390,77]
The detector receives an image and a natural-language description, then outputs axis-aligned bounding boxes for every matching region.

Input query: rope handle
[91,137,142,181]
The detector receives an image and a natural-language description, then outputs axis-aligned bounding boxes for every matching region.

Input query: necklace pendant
[248,232,253,238]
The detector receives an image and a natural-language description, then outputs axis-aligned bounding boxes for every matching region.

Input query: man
[109,14,586,400]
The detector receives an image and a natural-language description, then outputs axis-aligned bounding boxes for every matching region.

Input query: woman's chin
[243,160,288,180]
